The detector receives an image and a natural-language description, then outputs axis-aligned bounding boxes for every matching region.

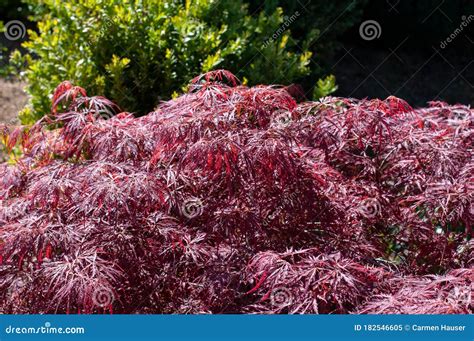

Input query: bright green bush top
[12,0,329,124]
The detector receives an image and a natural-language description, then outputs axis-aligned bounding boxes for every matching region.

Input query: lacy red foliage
[0,70,472,314]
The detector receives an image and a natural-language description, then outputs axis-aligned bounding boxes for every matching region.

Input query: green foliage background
[12,0,320,123]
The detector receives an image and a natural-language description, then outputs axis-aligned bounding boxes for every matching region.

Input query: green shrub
[12,0,335,124]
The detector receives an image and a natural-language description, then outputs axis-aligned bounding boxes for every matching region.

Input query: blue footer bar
[0,315,472,340]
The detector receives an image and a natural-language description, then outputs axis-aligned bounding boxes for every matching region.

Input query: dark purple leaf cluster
[0,70,472,314]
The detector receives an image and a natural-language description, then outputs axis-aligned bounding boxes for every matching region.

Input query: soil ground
[0,79,27,161]
[0,79,26,124]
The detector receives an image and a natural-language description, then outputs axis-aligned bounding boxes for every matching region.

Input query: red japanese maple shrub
[0,70,472,314]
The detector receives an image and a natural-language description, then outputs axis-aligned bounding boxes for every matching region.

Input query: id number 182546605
[354,324,404,332]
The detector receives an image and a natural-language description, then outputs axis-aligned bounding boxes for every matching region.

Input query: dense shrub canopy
[0,70,472,314]
[13,0,321,124]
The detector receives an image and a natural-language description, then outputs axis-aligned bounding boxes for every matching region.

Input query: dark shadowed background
[254,0,474,106]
